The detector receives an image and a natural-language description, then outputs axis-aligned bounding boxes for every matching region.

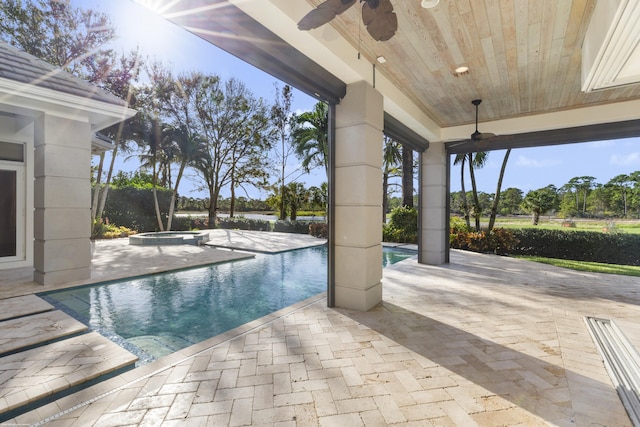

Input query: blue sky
[451,138,640,195]
[76,0,640,199]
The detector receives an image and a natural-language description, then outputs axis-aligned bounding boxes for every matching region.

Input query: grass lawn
[515,256,640,277]
[490,216,640,234]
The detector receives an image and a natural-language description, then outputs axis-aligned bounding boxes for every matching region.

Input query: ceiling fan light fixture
[421,0,440,8]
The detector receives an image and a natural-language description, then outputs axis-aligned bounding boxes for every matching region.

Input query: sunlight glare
[112,0,183,59]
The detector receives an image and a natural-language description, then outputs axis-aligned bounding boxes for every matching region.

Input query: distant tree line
[451,172,640,224]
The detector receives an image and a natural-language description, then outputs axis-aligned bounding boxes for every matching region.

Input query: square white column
[33,114,92,285]
[420,142,448,264]
[334,81,384,311]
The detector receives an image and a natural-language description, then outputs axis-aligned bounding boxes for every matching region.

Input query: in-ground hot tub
[129,231,210,246]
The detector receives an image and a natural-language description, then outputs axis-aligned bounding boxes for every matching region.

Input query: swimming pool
[41,246,415,364]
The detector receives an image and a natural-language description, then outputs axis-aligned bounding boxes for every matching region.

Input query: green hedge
[450,228,518,255]
[273,220,313,234]
[217,217,271,231]
[510,229,640,266]
[214,217,323,235]
[99,187,172,232]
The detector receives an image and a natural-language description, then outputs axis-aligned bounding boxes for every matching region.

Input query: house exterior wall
[333,81,384,311]
[33,114,92,285]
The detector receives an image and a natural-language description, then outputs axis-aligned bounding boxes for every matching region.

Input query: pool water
[41,246,415,364]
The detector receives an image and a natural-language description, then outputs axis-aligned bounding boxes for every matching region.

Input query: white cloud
[515,155,561,168]
[609,152,640,166]
[587,140,615,148]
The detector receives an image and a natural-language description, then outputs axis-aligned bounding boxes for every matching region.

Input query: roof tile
[0,41,128,107]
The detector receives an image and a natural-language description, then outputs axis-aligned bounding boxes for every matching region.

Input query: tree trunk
[488,149,511,232]
[166,161,186,231]
[532,210,540,225]
[279,163,286,221]
[460,156,470,230]
[402,145,413,207]
[91,151,105,221]
[96,144,119,222]
[230,174,236,218]
[468,153,481,231]
[208,188,219,227]
[151,154,164,231]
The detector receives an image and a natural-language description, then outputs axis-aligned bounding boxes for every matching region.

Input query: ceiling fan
[445,99,501,152]
[469,99,496,141]
[298,0,398,42]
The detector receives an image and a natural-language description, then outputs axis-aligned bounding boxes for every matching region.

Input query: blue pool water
[41,246,415,364]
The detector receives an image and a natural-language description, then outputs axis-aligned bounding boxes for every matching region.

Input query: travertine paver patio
[3,238,638,426]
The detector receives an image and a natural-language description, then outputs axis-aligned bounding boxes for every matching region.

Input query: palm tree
[487,149,512,231]
[402,145,414,207]
[453,154,470,230]
[292,101,329,177]
[467,151,488,231]
[286,182,309,221]
[163,124,204,230]
[128,111,167,230]
[383,136,402,223]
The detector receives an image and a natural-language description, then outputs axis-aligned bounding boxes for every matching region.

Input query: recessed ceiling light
[377,56,387,64]
[421,0,440,8]
[453,66,470,77]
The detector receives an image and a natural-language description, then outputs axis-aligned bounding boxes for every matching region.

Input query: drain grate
[585,317,640,426]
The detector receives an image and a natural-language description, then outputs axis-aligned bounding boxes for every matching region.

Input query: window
[0,170,17,257]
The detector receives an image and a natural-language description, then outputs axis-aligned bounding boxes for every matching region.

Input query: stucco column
[420,141,448,264]
[333,81,383,311]
[33,114,92,285]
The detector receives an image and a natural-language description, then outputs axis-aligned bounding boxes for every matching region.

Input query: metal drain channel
[585,316,640,426]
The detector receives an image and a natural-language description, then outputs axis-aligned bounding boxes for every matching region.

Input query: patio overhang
[158,0,640,147]
[149,0,640,310]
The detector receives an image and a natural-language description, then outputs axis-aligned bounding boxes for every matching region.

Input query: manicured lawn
[490,216,640,234]
[515,256,640,277]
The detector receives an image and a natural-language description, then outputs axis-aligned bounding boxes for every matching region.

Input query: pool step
[0,295,54,322]
[0,332,138,422]
[0,310,88,357]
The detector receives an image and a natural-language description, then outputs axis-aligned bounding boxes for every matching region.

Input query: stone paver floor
[1,233,639,425]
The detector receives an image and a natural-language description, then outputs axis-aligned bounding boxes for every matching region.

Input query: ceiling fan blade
[298,0,356,31]
[446,139,472,148]
[362,0,397,41]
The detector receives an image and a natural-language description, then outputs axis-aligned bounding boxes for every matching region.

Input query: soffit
[157,0,640,144]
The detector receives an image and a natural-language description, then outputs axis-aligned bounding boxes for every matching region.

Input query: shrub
[91,218,136,239]
[383,206,418,243]
[309,222,328,238]
[510,228,640,265]
[450,216,469,233]
[170,215,198,231]
[216,216,271,231]
[450,228,518,255]
[273,220,312,234]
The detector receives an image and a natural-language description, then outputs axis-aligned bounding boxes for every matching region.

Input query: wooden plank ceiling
[304,0,640,128]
